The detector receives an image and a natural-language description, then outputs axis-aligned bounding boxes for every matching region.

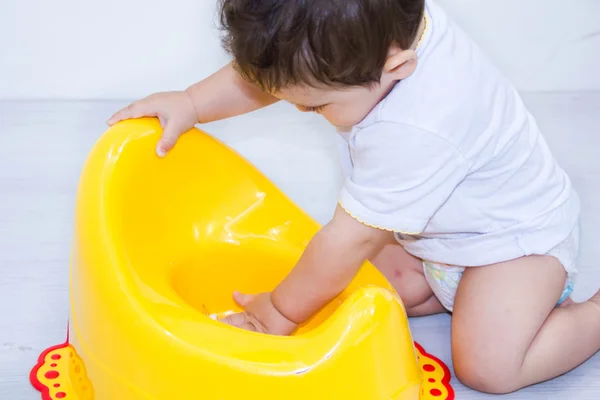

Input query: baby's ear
[384,49,418,80]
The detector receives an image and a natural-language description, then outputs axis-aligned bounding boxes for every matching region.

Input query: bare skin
[452,256,600,394]
[108,63,279,157]
[371,240,600,394]
[369,233,445,317]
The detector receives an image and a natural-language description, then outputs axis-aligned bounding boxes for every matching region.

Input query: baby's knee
[453,351,523,394]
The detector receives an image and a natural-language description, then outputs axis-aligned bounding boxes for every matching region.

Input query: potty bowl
[31,118,454,399]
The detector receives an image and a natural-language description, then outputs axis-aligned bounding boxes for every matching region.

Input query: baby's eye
[295,104,328,114]
[306,105,326,113]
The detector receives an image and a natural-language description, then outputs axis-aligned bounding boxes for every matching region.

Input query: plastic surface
[31,118,453,399]
[30,339,93,400]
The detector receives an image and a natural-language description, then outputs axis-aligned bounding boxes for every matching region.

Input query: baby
[108,0,600,394]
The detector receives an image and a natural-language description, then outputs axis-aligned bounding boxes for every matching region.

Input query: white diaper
[417,226,580,312]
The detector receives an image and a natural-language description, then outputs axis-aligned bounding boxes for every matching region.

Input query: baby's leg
[452,255,600,394]
[370,234,445,317]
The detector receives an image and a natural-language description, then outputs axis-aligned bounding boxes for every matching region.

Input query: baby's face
[268,46,419,131]
[274,80,396,132]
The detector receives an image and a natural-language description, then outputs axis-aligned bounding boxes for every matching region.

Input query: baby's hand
[220,292,298,336]
[107,91,198,157]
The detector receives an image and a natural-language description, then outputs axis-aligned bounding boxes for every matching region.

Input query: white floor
[1,93,599,399]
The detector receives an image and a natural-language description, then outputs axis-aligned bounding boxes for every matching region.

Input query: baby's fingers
[107,100,156,125]
[156,122,184,157]
[233,291,255,307]
[220,312,258,332]
[220,312,247,326]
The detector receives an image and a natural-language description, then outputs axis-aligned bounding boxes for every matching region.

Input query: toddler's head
[219,0,425,130]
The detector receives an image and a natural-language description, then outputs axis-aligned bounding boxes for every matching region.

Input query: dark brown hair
[219,0,425,92]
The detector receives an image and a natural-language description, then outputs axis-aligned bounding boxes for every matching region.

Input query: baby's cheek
[324,108,363,129]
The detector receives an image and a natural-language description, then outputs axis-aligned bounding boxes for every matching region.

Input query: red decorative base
[30,340,93,400]
[31,338,453,399]
[415,342,455,399]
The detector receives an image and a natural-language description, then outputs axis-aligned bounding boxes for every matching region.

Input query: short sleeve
[339,122,470,234]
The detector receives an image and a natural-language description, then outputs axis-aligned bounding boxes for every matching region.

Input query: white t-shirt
[337,0,580,267]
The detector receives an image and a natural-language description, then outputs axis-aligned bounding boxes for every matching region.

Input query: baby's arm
[186,62,279,124]
[222,204,389,335]
[272,205,389,324]
[108,63,278,156]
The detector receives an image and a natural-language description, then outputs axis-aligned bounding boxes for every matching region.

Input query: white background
[1,0,599,99]
[1,2,600,398]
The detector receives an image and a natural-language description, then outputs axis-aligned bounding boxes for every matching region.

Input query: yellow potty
[31,118,454,400]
